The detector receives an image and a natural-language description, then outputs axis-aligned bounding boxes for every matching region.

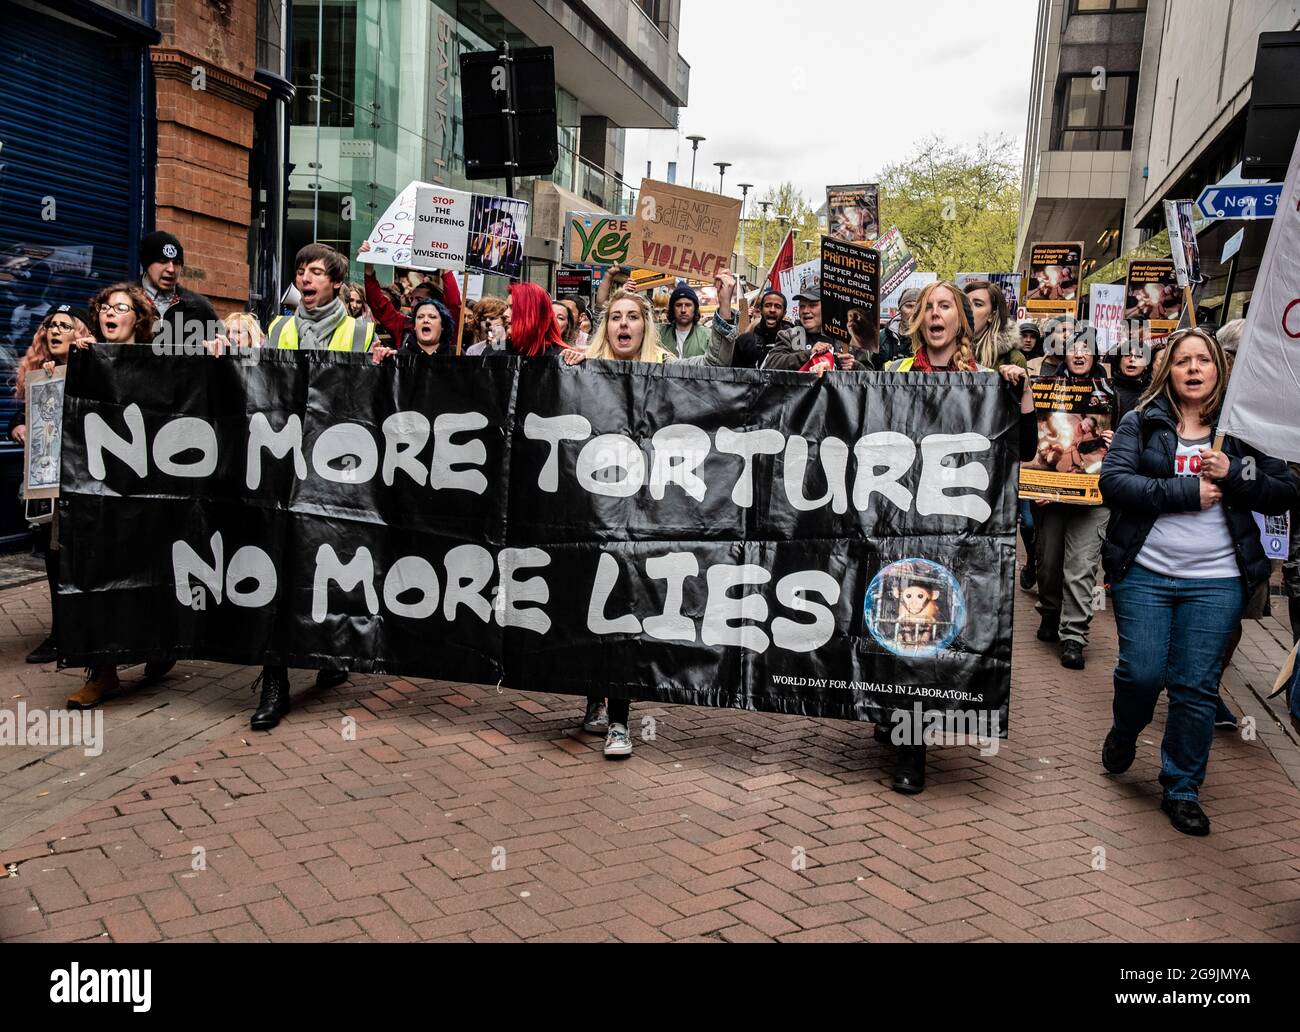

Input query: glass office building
[287,0,688,288]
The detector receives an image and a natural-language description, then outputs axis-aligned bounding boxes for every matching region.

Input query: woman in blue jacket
[1097,328,1298,836]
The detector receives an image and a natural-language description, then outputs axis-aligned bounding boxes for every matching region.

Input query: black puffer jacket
[1098,394,1298,592]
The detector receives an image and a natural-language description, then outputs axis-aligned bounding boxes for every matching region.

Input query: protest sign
[874,226,919,300]
[630,179,741,280]
[555,267,593,307]
[465,195,529,280]
[1088,283,1126,355]
[364,182,527,277]
[358,181,426,267]
[1254,512,1290,561]
[1163,199,1203,287]
[563,211,631,267]
[820,237,879,348]
[882,271,937,320]
[1025,243,1083,318]
[1018,377,1116,504]
[410,186,472,271]
[22,366,65,501]
[956,273,1025,317]
[1123,259,1181,342]
[779,258,821,321]
[59,347,1019,729]
[826,184,880,243]
[1219,135,1300,463]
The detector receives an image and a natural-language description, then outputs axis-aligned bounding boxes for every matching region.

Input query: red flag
[765,229,795,292]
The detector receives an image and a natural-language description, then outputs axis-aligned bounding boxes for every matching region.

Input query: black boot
[25,635,57,664]
[314,668,349,691]
[141,659,176,682]
[251,667,291,731]
[892,743,926,794]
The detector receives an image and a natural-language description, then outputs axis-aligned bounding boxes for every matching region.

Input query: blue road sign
[1196,183,1282,220]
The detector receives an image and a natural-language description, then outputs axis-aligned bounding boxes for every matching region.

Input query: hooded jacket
[658,285,711,360]
[1108,360,1151,424]
[1098,394,1298,592]
[734,314,790,368]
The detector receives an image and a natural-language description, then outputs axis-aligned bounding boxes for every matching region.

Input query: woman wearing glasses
[9,304,93,663]
[1098,328,1298,836]
[84,283,158,345]
[65,284,170,709]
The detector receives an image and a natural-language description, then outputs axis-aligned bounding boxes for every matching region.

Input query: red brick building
[151,0,269,315]
[0,0,291,547]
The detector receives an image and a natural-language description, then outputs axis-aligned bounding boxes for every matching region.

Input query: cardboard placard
[564,211,632,267]
[629,179,741,280]
[23,366,66,500]
[820,237,880,348]
[1025,242,1084,317]
[1018,377,1115,504]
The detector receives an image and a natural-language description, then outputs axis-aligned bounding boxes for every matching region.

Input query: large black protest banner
[58,348,1019,728]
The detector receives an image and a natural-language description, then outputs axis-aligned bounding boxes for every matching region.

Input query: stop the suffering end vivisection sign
[57,348,1020,730]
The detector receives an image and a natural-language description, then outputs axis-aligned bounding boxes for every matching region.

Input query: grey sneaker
[582,698,609,734]
[604,722,633,758]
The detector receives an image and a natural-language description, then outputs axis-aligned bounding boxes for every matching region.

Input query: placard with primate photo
[1018,378,1115,505]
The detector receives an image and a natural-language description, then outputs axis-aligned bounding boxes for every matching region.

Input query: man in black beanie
[659,283,711,359]
[733,287,790,368]
[140,229,220,350]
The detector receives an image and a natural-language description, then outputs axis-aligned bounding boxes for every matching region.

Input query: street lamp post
[714,161,731,195]
[737,182,753,276]
[686,134,706,189]
[757,200,772,269]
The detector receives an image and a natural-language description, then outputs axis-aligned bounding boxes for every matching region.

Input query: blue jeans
[1110,564,1245,801]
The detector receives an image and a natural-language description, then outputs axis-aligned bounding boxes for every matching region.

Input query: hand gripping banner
[58,348,1020,729]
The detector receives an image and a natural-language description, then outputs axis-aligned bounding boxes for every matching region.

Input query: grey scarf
[294,296,347,350]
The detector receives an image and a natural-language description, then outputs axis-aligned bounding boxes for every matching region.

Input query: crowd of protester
[6,231,1299,838]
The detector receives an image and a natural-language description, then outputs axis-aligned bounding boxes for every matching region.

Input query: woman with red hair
[505,281,567,358]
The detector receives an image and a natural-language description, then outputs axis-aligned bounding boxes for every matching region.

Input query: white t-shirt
[674,326,690,355]
[1136,433,1240,580]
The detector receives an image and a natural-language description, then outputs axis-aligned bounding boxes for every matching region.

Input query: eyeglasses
[45,319,76,332]
[98,302,134,314]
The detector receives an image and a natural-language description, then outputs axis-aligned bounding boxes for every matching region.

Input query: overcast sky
[624,0,1040,204]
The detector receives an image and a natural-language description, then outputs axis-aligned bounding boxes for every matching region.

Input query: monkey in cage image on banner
[863,558,969,659]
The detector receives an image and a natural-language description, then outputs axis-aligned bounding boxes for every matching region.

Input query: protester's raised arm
[363,273,409,344]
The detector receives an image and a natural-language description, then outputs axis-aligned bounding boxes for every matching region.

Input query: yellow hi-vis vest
[268,314,374,352]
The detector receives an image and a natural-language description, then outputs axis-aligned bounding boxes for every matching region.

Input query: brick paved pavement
[1,568,1298,943]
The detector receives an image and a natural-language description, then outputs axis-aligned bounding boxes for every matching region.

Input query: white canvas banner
[1218,134,1300,463]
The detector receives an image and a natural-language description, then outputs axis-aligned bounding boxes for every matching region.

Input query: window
[257,0,289,77]
[291,2,356,127]
[1071,0,1146,12]
[1056,73,1137,150]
